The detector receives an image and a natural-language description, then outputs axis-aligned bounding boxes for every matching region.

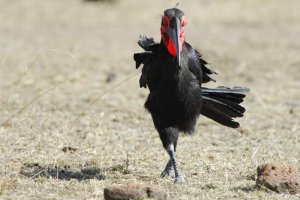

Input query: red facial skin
[160,16,186,57]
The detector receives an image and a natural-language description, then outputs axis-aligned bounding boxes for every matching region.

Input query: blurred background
[0,0,299,199]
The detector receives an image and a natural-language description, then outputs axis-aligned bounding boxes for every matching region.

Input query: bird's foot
[160,168,173,178]
[174,176,185,184]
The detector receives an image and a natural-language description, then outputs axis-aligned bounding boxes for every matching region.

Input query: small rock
[62,146,78,153]
[256,163,300,194]
[104,184,168,200]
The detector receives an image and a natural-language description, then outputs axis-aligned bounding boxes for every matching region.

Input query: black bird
[134,8,249,183]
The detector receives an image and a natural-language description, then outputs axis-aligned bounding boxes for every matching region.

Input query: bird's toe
[160,169,172,178]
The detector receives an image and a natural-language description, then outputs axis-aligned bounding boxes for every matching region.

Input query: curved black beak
[166,17,181,65]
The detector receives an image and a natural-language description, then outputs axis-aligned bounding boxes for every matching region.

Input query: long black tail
[200,86,249,128]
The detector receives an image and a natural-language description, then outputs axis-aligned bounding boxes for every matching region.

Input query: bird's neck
[159,41,179,69]
[160,40,185,68]
[159,41,190,90]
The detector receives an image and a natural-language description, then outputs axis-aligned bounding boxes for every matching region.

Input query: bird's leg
[160,159,173,178]
[166,143,184,183]
[157,127,184,183]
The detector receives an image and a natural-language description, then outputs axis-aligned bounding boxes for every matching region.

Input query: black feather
[202,87,249,103]
[138,36,160,52]
[201,104,240,128]
[134,52,153,69]
[202,86,249,95]
[202,96,244,118]
[200,86,249,127]
[185,42,216,83]
[203,95,245,113]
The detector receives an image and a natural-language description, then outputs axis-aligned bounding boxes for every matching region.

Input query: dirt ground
[0,0,300,199]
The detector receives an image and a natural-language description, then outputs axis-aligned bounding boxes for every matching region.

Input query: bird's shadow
[19,162,105,181]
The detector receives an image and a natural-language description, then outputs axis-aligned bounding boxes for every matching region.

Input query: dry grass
[0,0,300,199]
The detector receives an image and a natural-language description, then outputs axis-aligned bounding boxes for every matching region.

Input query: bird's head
[160,8,186,65]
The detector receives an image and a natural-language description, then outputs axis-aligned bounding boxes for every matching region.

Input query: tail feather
[202,86,249,94]
[201,87,249,128]
[208,93,245,104]
[202,95,245,113]
[201,104,240,128]
[202,96,244,118]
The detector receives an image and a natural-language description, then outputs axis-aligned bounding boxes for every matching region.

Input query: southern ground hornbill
[134,8,249,183]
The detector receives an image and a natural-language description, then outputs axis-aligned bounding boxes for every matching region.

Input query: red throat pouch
[161,27,185,57]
